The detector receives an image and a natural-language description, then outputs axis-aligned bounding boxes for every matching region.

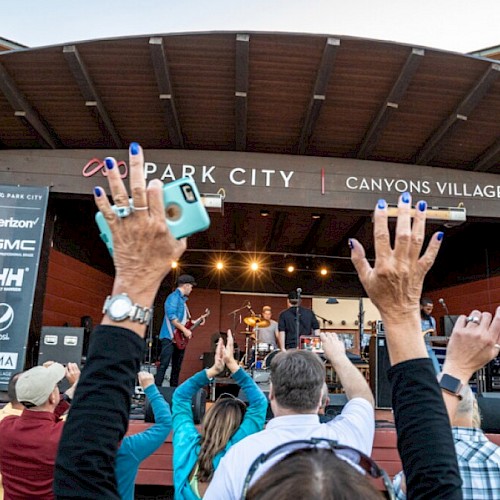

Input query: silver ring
[466,315,480,325]
[115,205,133,218]
[494,343,500,350]
[133,206,149,211]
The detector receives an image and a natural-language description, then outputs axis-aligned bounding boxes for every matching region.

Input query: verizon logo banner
[0,185,49,390]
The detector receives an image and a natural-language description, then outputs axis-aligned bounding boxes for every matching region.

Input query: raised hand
[222,330,239,373]
[65,363,81,386]
[137,371,155,390]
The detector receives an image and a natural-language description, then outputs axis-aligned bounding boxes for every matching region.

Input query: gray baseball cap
[16,363,65,406]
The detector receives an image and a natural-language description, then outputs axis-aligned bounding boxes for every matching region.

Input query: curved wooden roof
[1,31,500,173]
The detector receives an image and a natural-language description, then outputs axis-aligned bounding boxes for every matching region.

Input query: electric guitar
[173,308,210,350]
[422,328,435,337]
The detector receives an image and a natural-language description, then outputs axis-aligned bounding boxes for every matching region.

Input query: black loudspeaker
[323,393,348,418]
[440,315,460,336]
[144,386,206,424]
[485,355,500,392]
[38,327,85,367]
[369,335,392,409]
[477,393,500,433]
[238,387,273,421]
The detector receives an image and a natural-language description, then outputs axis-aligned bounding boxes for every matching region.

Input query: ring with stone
[466,315,480,325]
[115,205,133,218]
[495,343,500,350]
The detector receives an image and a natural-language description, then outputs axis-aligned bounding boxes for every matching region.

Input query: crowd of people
[0,142,499,499]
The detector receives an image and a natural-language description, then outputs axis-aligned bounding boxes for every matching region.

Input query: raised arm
[54,143,186,499]
[350,193,461,500]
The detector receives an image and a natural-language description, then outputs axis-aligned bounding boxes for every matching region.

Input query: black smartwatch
[437,373,468,400]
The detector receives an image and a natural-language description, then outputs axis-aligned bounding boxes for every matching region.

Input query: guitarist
[156,274,204,387]
[420,297,441,374]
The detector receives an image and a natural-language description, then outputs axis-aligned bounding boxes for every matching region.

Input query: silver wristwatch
[103,293,153,325]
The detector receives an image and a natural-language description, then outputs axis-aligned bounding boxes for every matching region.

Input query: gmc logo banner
[0,185,49,390]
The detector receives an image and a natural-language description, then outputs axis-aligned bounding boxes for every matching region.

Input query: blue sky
[1,0,499,53]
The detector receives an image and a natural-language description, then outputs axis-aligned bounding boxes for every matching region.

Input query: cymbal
[243,316,270,328]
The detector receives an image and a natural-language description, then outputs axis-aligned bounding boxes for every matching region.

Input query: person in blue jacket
[172,330,268,499]
[115,371,172,499]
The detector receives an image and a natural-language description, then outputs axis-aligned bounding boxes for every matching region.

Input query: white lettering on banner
[0,217,40,229]
[0,240,36,251]
[0,333,10,341]
[144,162,157,177]
[26,194,43,200]
[229,168,245,185]
[262,169,275,187]
[201,166,216,183]
[182,165,195,178]
[160,164,175,181]
[0,268,26,290]
[0,353,18,369]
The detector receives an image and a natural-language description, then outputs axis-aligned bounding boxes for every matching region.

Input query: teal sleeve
[119,384,172,463]
[228,367,267,443]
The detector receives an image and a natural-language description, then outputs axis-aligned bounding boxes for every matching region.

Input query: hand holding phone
[95,177,210,256]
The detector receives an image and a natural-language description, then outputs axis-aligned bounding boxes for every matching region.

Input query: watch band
[103,294,153,325]
[129,303,153,325]
[437,372,468,400]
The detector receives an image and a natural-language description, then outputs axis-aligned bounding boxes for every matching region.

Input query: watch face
[109,296,132,320]
[440,373,461,393]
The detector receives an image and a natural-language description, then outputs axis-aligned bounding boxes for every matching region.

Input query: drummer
[255,306,279,350]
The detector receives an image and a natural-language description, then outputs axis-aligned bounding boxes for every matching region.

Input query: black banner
[0,185,49,390]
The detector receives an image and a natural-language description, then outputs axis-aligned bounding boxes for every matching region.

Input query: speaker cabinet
[440,315,460,336]
[38,327,85,367]
[369,335,392,409]
[477,393,500,433]
[144,386,206,424]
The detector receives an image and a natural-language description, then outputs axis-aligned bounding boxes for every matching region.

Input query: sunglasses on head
[216,392,247,411]
[241,437,395,500]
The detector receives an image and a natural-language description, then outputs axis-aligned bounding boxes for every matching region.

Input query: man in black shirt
[277,291,320,350]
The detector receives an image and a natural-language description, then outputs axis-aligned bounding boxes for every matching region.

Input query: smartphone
[95,177,211,256]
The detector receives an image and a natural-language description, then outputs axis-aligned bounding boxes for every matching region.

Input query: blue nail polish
[105,157,114,170]
[348,239,354,250]
[418,201,427,212]
[130,142,140,155]
[377,199,387,210]
[402,192,410,204]
[437,232,444,241]
[94,187,102,197]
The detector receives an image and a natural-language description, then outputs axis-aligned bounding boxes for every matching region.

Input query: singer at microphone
[277,290,321,351]
[420,297,441,374]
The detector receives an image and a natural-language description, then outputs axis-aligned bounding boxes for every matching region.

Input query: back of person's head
[245,448,384,499]
[287,291,299,306]
[15,363,65,408]
[454,385,481,428]
[270,350,325,412]
[7,371,23,403]
[198,396,246,481]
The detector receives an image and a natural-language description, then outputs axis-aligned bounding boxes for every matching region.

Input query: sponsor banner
[0,185,49,390]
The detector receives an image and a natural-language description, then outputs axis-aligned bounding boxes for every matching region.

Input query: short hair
[420,297,433,306]
[246,448,383,500]
[7,372,22,403]
[262,306,272,313]
[455,385,481,428]
[270,350,325,412]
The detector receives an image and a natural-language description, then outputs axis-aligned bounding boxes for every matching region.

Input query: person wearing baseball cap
[0,362,80,499]
[155,273,206,387]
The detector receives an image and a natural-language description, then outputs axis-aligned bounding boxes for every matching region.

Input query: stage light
[250,261,259,272]
[287,264,295,273]
[320,267,328,276]
[216,261,224,270]
[312,213,321,220]
[260,209,270,217]
[172,261,178,269]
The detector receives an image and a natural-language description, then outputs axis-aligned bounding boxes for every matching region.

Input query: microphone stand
[358,298,364,357]
[295,289,301,349]
[315,313,332,329]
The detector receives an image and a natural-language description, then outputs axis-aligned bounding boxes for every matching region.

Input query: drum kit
[240,315,278,371]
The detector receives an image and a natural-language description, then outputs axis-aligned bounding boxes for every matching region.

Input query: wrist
[227,360,239,373]
[206,367,220,379]
[441,363,473,384]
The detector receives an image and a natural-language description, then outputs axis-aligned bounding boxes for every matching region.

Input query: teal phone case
[95,177,210,256]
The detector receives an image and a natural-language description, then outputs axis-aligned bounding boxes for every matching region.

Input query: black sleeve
[388,358,462,500]
[54,325,144,499]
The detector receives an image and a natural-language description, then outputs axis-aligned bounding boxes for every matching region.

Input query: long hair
[197,398,245,482]
[246,448,384,500]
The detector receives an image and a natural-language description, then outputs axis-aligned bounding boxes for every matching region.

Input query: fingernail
[348,239,354,250]
[418,201,427,212]
[130,142,140,155]
[94,187,102,197]
[401,192,410,204]
[437,232,444,241]
[377,199,387,210]
[105,157,114,170]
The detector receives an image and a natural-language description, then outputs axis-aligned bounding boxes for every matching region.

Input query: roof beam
[235,34,250,151]
[298,215,330,254]
[358,48,424,159]
[149,37,184,148]
[266,211,288,252]
[415,62,500,165]
[0,62,60,148]
[63,45,123,148]
[297,37,340,155]
[472,136,500,172]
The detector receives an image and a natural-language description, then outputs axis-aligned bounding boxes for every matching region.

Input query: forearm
[278,331,285,350]
[54,326,144,499]
[329,356,374,405]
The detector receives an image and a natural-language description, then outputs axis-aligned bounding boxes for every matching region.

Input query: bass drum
[263,349,281,370]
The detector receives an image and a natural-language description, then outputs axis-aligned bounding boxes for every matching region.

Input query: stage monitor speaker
[144,386,206,424]
[38,327,85,367]
[477,393,500,433]
[238,386,274,421]
[485,355,500,392]
[440,315,460,336]
[369,335,392,409]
